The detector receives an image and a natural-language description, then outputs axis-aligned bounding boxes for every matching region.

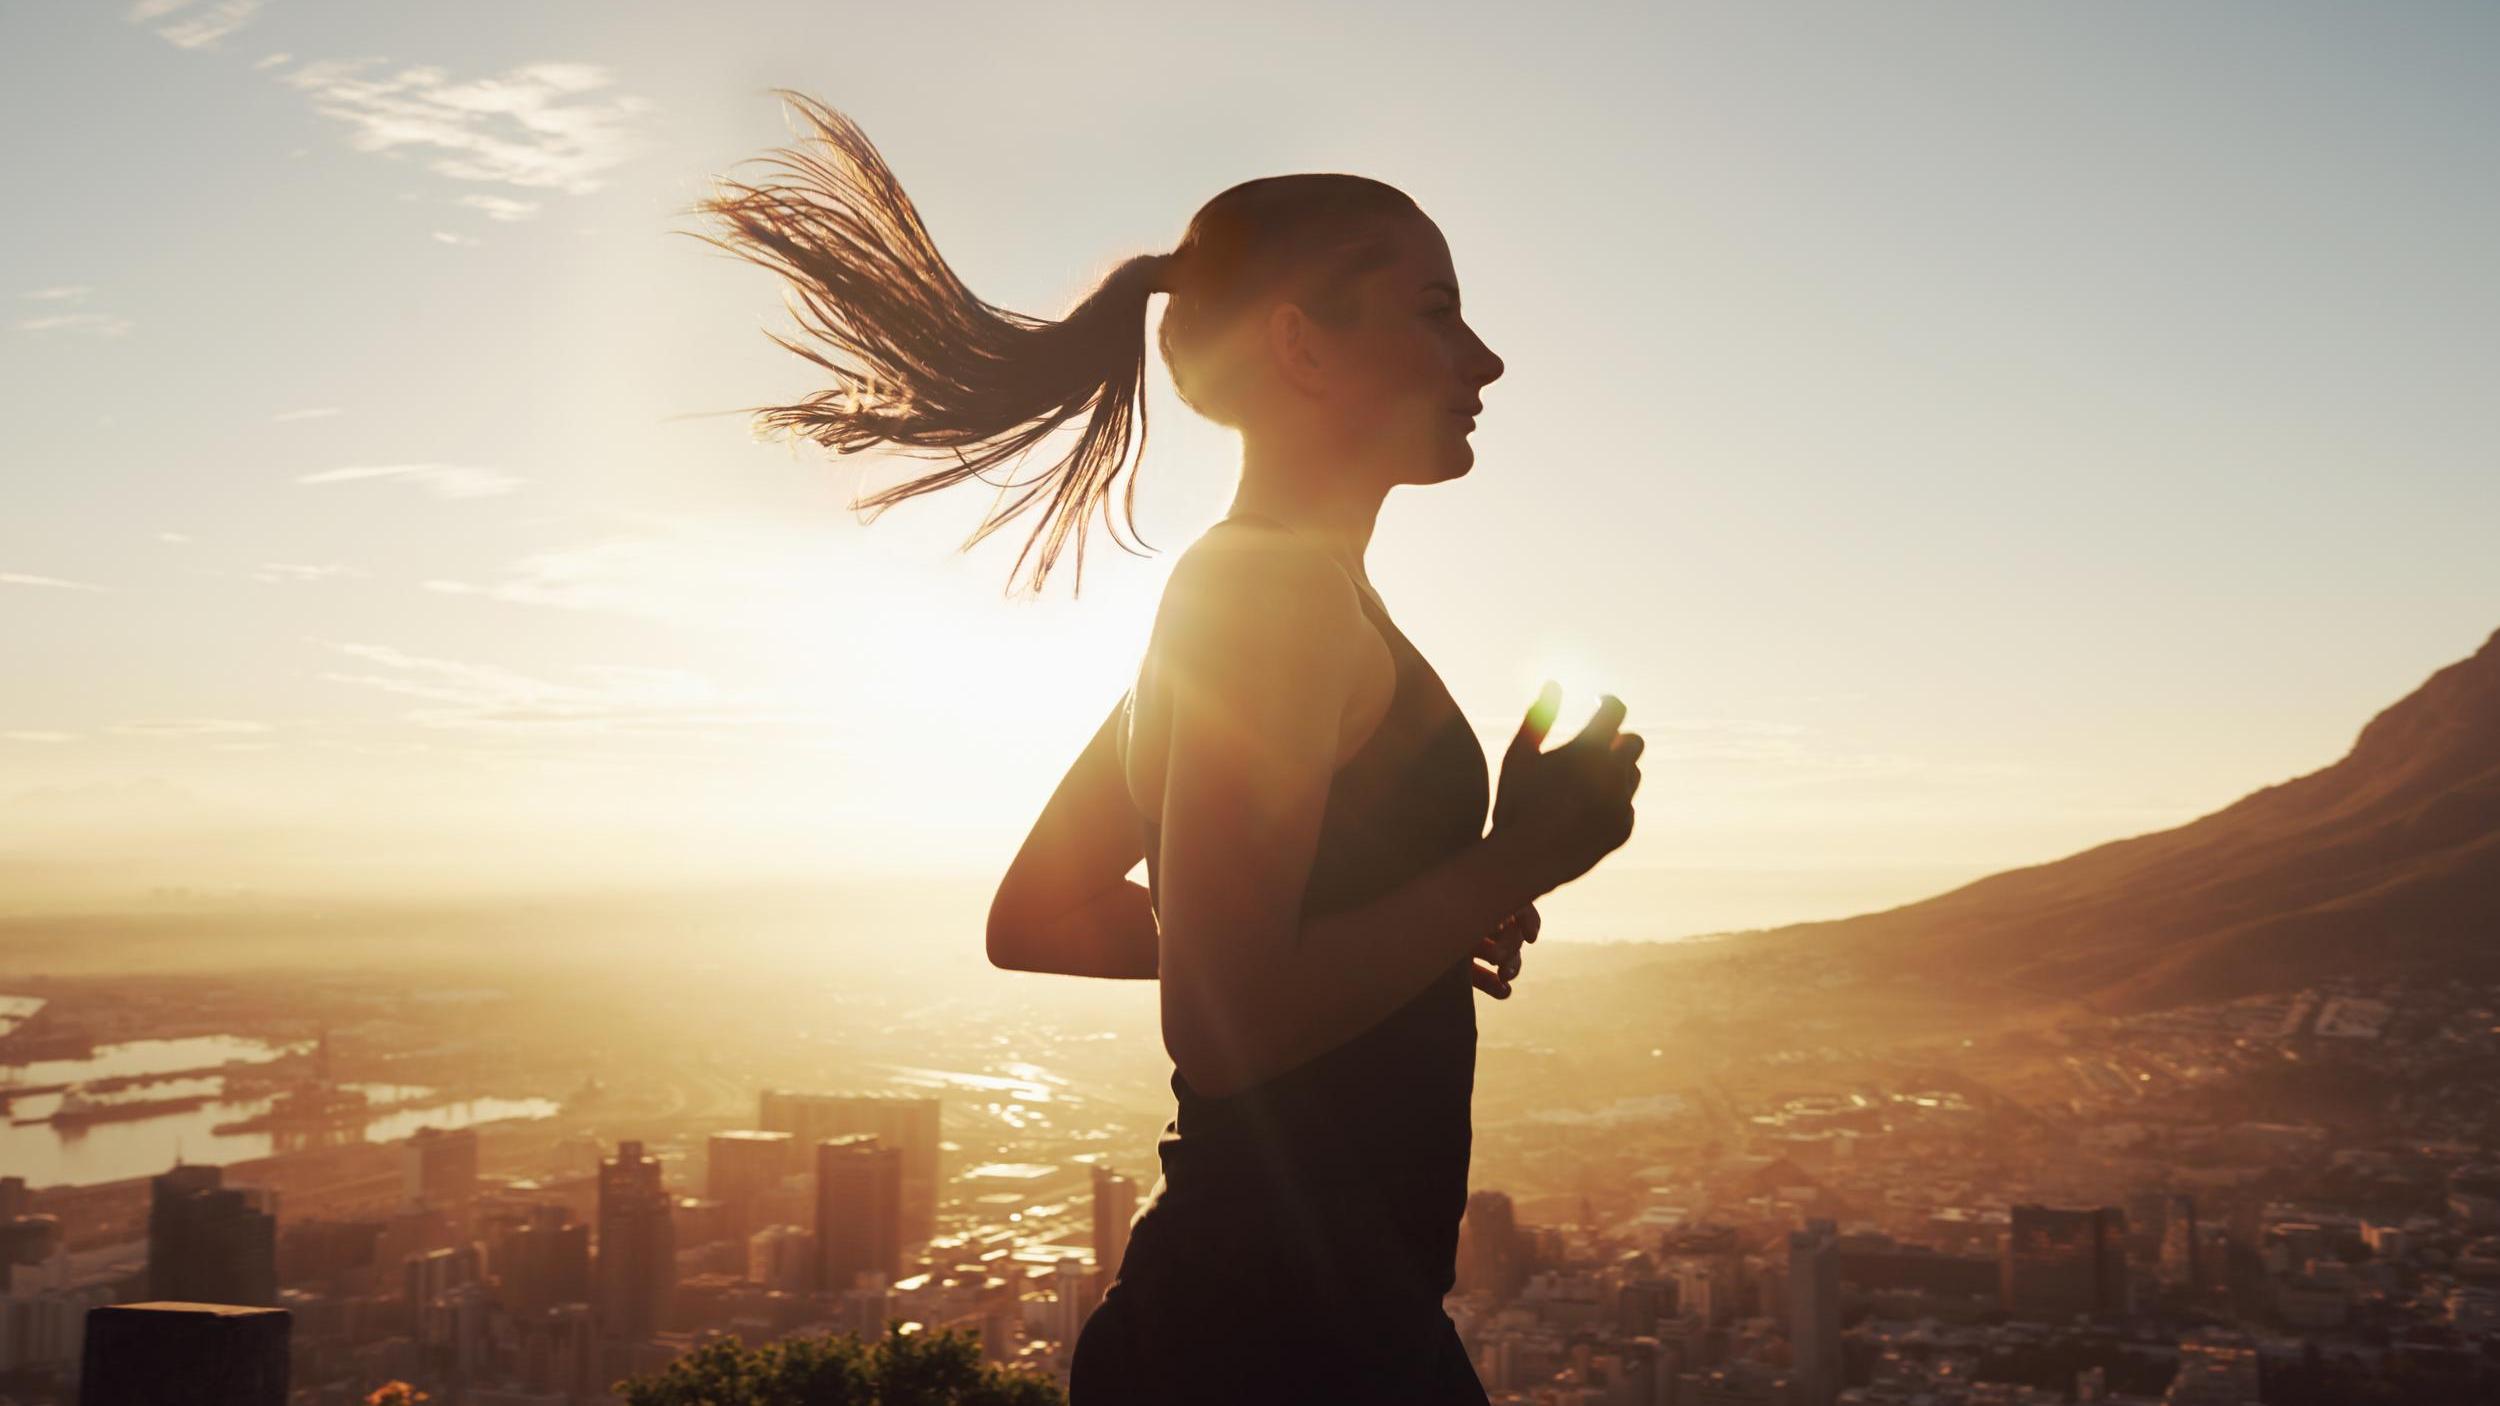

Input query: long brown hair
[693,92,1417,596]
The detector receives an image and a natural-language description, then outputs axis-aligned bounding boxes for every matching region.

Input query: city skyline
[5,3,2496,945]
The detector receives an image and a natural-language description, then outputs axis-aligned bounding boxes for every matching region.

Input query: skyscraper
[2160,1193,2206,1293]
[706,1130,797,1239]
[148,1163,277,1307]
[489,1204,591,1318]
[761,1090,940,1246]
[1785,1219,1841,1406]
[2002,1204,2129,1320]
[1458,1190,1529,1301]
[815,1135,903,1296]
[402,1126,480,1210]
[594,1140,676,1342]
[1090,1163,1137,1293]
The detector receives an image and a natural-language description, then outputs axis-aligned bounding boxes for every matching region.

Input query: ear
[1263,301,1331,398]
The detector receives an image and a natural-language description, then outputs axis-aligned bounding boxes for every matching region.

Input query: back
[1108,515,1493,1368]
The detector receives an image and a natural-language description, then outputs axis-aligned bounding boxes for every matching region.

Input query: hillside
[1741,627,2500,1012]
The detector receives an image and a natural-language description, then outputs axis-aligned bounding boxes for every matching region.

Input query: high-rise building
[761,1090,940,1246]
[1458,1190,1529,1301]
[2002,1204,2129,1320]
[403,1242,482,1336]
[401,1126,479,1210]
[148,1163,277,1307]
[747,1224,816,1293]
[815,1135,903,1297]
[1090,1163,1137,1294]
[2160,1193,2207,1292]
[488,1204,591,1317]
[707,1131,797,1239]
[1785,1219,1841,1406]
[595,1140,676,1341]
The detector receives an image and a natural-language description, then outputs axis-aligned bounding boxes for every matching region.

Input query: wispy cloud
[21,285,94,302]
[270,406,342,423]
[108,718,276,737]
[457,193,542,223]
[3,732,77,744]
[431,230,482,247]
[294,463,523,498]
[251,562,361,584]
[136,0,268,51]
[15,312,135,337]
[277,58,648,197]
[155,531,194,544]
[319,641,804,738]
[421,536,771,626]
[254,51,291,71]
[1,571,107,591]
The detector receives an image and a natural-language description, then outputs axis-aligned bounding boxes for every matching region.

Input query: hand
[1470,902,1540,999]
[1489,683,1643,897]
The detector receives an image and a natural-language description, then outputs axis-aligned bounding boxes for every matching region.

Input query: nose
[1468,328,1504,388]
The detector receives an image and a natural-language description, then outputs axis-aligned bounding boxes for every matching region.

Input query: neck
[1228,433,1389,588]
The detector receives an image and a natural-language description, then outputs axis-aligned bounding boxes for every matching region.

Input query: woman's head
[693,94,1501,595]
[1160,177,1504,487]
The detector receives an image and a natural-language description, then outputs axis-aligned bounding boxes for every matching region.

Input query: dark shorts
[1069,1278,1489,1406]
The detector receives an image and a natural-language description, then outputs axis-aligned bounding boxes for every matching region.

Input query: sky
[3,1,2495,945]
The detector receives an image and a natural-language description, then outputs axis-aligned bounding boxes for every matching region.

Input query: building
[2160,1192,2208,1292]
[1091,1163,1137,1293]
[403,1243,482,1336]
[1458,1190,1529,1301]
[815,1135,903,1296]
[1785,1219,1841,1406]
[760,1090,940,1246]
[2165,1331,2261,1404]
[706,1130,797,1239]
[2001,1204,2129,1321]
[487,1204,591,1317]
[402,1126,480,1210]
[148,1163,277,1307]
[594,1140,676,1342]
[747,1224,815,1293]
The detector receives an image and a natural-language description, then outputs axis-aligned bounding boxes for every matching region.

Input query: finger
[1510,681,1561,757]
[1568,694,1627,752]
[1626,763,1642,800]
[1470,963,1512,1000]
[1475,935,1509,964]
[1517,904,1542,943]
[1611,731,1644,766]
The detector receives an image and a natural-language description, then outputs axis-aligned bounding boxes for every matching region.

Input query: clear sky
[4,1,2495,943]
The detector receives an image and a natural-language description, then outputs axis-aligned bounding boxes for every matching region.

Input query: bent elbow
[984,899,1031,972]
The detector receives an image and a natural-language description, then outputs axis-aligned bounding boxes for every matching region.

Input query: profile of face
[1257,214,1506,486]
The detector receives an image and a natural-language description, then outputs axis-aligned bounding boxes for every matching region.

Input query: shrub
[616,1320,1064,1406]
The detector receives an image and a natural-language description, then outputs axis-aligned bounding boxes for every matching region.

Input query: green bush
[616,1320,1065,1406]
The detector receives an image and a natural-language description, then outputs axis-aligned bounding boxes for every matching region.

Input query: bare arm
[987,695,1161,980]
[1151,537,1543,1099]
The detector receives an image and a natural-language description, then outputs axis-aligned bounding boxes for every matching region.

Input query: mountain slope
[1747,626,2500,1012]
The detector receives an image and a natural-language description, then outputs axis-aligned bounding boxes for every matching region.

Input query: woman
[700,94,1644,1403]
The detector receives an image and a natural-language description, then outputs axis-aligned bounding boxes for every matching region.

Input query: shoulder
[1157,525,1361,650]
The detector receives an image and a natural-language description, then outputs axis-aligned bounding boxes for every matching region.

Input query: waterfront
[0,1032,560,1190]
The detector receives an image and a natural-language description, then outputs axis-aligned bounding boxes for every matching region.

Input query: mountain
[1744,626,2500,1013]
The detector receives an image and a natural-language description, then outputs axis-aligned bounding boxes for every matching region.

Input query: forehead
[1378,215,1456,285]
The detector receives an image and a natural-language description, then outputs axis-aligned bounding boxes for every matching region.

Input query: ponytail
[694,92,1166,597]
